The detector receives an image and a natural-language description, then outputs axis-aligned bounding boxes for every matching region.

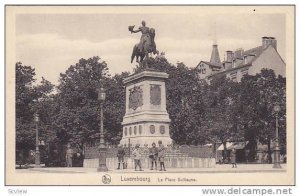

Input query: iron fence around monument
[83,145,216,168]
[84,145,214,159]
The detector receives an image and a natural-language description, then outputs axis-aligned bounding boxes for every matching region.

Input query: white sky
[16,11,286,85]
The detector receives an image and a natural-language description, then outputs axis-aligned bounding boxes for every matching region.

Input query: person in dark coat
[117,144,126,169]
[149,143,158,170]
[158,140,166,171]
[230,148,237,168]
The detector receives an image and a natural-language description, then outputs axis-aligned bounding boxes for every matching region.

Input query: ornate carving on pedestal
[150,85,161,106]
[129,86,143,110]
[160,125,165,134]
[150,125,155,134]
[134,126,137,135]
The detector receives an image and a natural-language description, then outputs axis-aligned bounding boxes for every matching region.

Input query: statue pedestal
[119,70,172,147]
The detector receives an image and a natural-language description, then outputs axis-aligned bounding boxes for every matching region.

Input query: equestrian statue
[129,21,159,65]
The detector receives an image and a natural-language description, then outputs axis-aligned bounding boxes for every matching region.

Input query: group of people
[116,140,167,171]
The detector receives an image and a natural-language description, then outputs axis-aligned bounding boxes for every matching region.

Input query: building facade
[196,37,286,82]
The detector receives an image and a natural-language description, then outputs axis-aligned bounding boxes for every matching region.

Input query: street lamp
[273,103,281,168]
[34,112,40,168]
[97,87,108,172]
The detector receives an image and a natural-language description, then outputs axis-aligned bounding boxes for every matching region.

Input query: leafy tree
[202,75,244,161]
[239,69,286,159]
[15,62,55,163]
[197,69,286,161]
[16,62,36,122]
[54,56,129,150]
[166,63,208,145]
[54,57,109,150]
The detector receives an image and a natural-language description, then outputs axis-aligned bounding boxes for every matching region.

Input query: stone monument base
[120,70,173,147]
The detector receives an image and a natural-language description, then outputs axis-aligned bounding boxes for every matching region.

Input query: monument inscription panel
[150,84,161,106]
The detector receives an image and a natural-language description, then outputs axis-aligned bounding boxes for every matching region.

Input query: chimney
[262,36,277,50]
[210,44,221,65]
[268,37,277,50]
[234,48,244,59]
[226,51,234,62]
[262,36,269,49]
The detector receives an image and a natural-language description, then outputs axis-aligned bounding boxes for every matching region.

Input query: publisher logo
[102,174,111,184]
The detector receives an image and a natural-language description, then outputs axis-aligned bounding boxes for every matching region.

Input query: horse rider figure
[129,20,158,65]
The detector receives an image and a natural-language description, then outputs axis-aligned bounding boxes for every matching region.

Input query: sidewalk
[20,164,286,174]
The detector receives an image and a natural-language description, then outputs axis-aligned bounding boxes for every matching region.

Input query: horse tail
[131,44,137,63]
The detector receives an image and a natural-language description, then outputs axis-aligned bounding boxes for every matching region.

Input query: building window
[139,125,142,134]
[150,125,155,134]
[134,126,137,135]
[129,127,132,135]
[202,68,206,74]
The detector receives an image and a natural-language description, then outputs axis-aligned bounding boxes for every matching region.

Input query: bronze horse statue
[130,28,159,64]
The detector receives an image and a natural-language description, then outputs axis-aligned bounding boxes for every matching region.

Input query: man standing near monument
[65,144,73,167]
[132,144,143,171]
[158,140,166,171]
[117,144,126,170]
[149,143,158,170]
